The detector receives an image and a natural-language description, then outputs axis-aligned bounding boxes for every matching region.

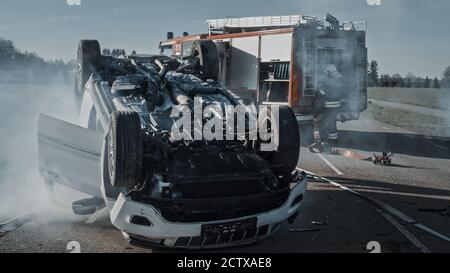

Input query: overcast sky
[0,0,449,77]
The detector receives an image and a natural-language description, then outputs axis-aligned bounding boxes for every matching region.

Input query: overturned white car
[37,40,307,249]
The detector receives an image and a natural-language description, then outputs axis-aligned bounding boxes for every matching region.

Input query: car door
[38,114,104,198]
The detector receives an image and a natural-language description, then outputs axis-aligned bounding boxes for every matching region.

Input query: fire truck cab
[160,14,368,143]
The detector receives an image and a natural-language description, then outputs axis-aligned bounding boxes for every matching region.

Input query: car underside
[37,39,307,248]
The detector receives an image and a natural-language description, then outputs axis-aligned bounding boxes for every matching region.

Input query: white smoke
[0,83,80,223]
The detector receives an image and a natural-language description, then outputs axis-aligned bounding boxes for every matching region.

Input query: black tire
[261,106,301,177]
[75,40,101,111]
[191,40,219,81]
[107,111,143,188]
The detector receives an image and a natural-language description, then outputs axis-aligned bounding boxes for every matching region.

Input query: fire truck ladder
[206,15,321,34]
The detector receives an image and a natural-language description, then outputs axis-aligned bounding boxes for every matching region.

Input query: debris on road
[372,152,393,166]
[418,207,448,212]
[418,205,450,217]
[309,142,394,167]
[439,211,450,217]
[311,221,327,226]
[290,228,321,233]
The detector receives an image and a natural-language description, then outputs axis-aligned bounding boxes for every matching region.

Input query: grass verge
[365,103,450,138]
[368,87,450,111]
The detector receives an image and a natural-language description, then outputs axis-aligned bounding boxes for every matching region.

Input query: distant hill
[0,37,75,84]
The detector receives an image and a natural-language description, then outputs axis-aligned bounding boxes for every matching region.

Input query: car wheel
[191,40,219,81]
[75,40,101,112]
[260,105,301,178]
[107,111,143,188]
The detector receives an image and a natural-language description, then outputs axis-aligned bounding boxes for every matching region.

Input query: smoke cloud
[0,83,80,223]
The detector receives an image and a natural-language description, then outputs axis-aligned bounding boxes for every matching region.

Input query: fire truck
[159,14,368,143]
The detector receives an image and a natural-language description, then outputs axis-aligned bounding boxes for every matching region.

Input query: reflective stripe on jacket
[324,100,341,108]
[328,132,339,140]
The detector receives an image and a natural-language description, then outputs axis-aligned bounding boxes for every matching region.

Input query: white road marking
[378,209,431,253]
[316,154,344,176]
[382,126,390,130]
[434,144,448,150]
[414,222,450,243]
[365,120,371,124]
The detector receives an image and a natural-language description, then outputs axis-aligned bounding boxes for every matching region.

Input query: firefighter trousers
[318,101,340,142]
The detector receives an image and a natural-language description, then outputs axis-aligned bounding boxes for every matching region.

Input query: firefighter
[314,64,345,145]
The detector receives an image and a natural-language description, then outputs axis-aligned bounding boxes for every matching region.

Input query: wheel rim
[76,47,83,93]
[192,48,200,58]
[76,64,83,92]
[108,133,115,180]
[192,48,201,64]
[260,115,274,142]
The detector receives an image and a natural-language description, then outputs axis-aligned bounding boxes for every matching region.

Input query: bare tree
[0,37,73,83]
[433,77,440,89]
[424,77,431,88]
[368,60,379,87]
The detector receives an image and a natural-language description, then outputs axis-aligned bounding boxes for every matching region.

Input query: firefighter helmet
[324,64,341,79]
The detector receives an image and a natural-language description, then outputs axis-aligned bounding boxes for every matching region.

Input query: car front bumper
[109,174,307,249]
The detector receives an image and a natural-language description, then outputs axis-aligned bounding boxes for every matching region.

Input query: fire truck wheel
[261,106,301,178]
[107,111,143,188]
[191,40,219,81]
[75,40,101,111]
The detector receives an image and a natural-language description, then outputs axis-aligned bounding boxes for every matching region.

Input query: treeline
[368,60,450,89]
[0,37,75,84]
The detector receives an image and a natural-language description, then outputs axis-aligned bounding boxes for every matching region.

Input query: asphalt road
[1,111,449,253]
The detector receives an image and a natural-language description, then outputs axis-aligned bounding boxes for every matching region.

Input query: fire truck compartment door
[230,36,259,90]
[38,114,104,197]
[260,33,292,62]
